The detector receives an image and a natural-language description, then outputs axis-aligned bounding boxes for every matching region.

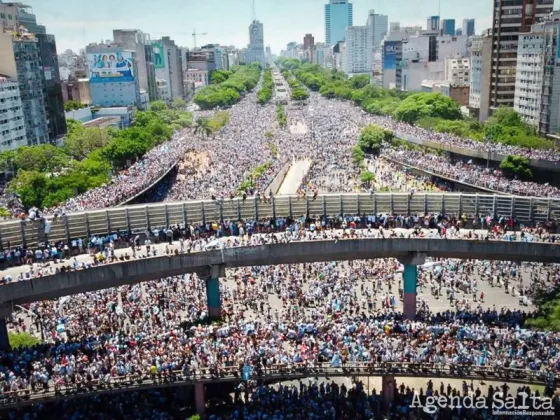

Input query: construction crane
[192,29,208,49]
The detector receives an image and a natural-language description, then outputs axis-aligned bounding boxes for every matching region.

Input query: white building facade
[444,57,470,84]
[0,76,27,151]
[468,34,492,122]
[344,26,372,75]
[514,33,546,128]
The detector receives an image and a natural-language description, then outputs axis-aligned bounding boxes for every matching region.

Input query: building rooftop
[82,117,121,129]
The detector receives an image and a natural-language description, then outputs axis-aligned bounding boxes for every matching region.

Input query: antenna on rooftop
[252,0,256,21]
[438,0,441,17]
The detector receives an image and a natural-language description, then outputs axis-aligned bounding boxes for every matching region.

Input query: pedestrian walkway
[278,159,312,195]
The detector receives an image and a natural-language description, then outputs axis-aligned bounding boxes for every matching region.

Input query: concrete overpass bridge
[0,362,556,414]
[0,192,558,348]
[0,192,558,249]
[0,234,558,347]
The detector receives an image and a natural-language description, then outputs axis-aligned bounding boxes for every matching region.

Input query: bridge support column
[399,253,426,320]
[206,265,225,319]
[194,382,205,416]
[0,319,9,350]
[382,375,395,409]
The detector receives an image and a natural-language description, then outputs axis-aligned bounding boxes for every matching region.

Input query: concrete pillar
[403,264,418,320]
[0,318,9,350]
[399,253,426,320]
[206,265,225,319]
[194,382,205,415]
[381,374,395,409]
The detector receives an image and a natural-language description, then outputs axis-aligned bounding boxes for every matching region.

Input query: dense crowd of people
[0,210,557,284]
[0,75,559,419]
[383,147,560,198]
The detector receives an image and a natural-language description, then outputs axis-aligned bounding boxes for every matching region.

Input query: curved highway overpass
[0,362,555,411]
[0,236,558,308]
[394,132,560,173]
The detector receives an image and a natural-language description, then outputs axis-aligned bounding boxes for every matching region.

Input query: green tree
[9,170,49,209]
[349,74,371,89]
[9,332,40,349]
[395,93,462,123]
[64,127,111,160]
[499,155,533,180]
[64,100,86,112]
[352,145,365,165]
[13,145,70,173]
[171,98,188,109]
[194,117,213,139]
[149,101,168,111]
[360,170,375,186]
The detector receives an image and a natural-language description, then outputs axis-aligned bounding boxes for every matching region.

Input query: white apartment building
[513,33,546,129]
[0,76,27,151]
[469,34,492,122]
[437,35,468,60]
[344,25,372,75]
[512,11,560,134]
[444,57,470,84]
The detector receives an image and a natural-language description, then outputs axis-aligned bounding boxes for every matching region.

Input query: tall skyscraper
[513,11,560,134]
[0,1,68,146]
[86,42,141,108]
[247,20,265,67]
[152,36,184,101]
[490,0,554,110]
[0,76,27,151]
[441,19,456,36]
[325,0,353,46]
[462,19,475,36]
[0,31,49,146]
[366,9,388,49]
[113,29,156,105]
[344,25,372,75]
[0,1,66,143]
[426,16,440,32]
[469,33,493,123]
[304,34,315,50]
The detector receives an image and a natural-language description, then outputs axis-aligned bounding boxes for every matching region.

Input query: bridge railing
[0,361,555,408]
[0,193,558,248]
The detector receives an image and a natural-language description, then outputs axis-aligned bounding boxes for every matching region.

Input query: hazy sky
[22,0,560,54]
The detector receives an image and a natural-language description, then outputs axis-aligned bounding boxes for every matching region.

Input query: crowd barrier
[0,193,559,249]
[0,362,555,409]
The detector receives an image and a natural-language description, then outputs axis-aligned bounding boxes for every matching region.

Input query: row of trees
[194,64,261,110]
[257,66,274,105]
[276,104,287,128]
[276,58,556,151]
[3,101,192,210]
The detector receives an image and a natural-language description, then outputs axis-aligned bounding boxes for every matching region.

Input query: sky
[22,0,560,55]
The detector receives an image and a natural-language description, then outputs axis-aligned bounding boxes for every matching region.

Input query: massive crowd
[0,75,559,419]
[383,147,560,198]
[0,211,557,284]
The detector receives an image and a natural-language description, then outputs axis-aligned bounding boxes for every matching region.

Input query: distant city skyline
[19,0,560,54]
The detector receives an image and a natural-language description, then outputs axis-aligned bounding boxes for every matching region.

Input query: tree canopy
[394,93,462,123]
[257,66,274,105]
[499,155,533,180]
[194,64,261,110]
[6,106,192,210]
